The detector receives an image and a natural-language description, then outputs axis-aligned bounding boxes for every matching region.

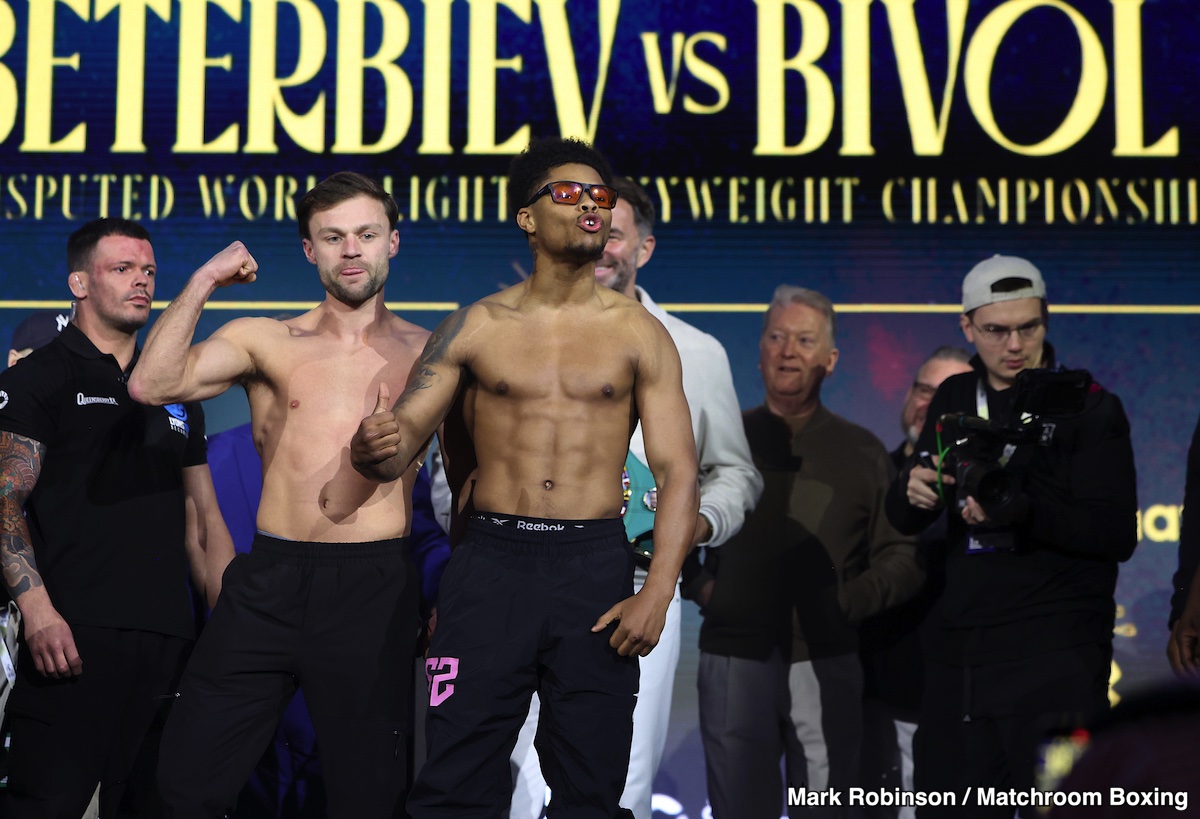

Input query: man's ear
[515,208,536,236]
[959,313,974,344]
[68,271,87,299]
[636,233,657,270]
[302,239,316,265]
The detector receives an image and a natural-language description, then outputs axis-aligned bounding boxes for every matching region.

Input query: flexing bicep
[392,309,471,446]
[180,329,257,401]
[130,318,258,405]
[0,431,46,599]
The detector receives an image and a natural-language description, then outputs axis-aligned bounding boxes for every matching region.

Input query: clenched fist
[199,241,258,288]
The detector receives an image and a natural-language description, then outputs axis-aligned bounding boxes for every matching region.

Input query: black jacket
[885,351,1138,665]
[1169,414,1200,626]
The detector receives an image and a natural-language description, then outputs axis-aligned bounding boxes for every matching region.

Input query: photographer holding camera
[885,256,1138,817]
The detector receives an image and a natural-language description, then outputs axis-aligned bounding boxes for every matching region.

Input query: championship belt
[621,452,657,561]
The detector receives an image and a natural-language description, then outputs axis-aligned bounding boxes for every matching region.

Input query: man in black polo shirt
[0,218,232,818]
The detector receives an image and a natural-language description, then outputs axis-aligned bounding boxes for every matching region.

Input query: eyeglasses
[522,180,618,210]
[910,381,938,400]
[970,318,1045,345]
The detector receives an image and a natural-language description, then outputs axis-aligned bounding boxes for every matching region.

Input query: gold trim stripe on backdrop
[0,301,461,311]
[661,304,1200,315]
[1,301,1196,315]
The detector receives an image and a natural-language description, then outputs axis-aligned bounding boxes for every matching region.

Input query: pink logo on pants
[425,657,459,706]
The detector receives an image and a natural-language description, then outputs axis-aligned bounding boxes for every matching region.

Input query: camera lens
[976,468,1015,516]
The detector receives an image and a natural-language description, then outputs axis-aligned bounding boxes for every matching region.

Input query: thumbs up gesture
[351,383,402,481]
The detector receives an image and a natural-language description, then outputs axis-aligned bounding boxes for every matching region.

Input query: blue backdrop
[2,1,1197,814]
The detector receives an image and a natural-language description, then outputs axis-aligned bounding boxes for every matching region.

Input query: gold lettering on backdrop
[681,33,728,114]
[754,0,834,155]
[1111,0,1178,156]
[1015,178,1039,222]
[0,173,178,219]
[174,0,241,153]
[149,174,175,218]
[464,0,529,155]
[196,174,308,219]
[97,0,172,153]
[1138,505,1180,543]
[537,0,619,141]
[0,0,1185,159]
[770,177,796,220]
[684,176,721,219]
[839,0,872,155]
[245,0,327,153]
[61,173,78,218]
[94,173,117,216]
[273,175,299,221]
[33,174,56,219]
[407,174,419,220]
[1,172,1193,225]
[976,178,1007,224]
[0,1,20,143]
[238,175,268,219]
[651,176,674,223]
[875,176,1197,225]
[947,178,969,223]
[2,172,177,218]
[1093,178,1119,223]
[424,175,450,220]
[730,177,750,223]
[642,33,685,114]
[1124,179,1149,223]
[332,0,412,153]
[197,174,236,217]
[22,0,88,152]
[418,0,453,154]
[881,178,903,222]
[835,177,857,222]
[3,174,29,217]
[882,0,968,156]
[965,1,1106,156]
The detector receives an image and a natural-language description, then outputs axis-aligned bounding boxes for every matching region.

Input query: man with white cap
[885,255,1138,817]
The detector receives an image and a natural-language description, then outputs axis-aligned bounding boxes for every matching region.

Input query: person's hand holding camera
[907,457,953,511]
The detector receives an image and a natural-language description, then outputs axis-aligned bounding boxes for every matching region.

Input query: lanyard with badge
[963,378,1021,555]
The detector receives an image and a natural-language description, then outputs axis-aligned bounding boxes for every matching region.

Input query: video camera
[935,368,1093,524]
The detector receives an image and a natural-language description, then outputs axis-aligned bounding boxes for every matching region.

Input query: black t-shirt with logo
[0,323,205,639]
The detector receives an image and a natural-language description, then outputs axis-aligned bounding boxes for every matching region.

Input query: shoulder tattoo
[0,432,46,597]
[406,309,469,394]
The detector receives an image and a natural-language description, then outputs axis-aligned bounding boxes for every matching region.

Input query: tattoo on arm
[0,432,46,598]
[404,309,469,397]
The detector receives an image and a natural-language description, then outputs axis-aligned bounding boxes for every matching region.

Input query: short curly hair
[506,137,614,221]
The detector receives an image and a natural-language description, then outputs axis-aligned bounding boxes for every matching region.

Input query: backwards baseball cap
[11,311,69,352]
[962,255,1047,313]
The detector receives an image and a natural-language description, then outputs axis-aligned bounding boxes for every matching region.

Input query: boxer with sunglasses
[352,137,699,819]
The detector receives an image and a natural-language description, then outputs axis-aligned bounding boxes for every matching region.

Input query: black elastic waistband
[466,513,626,556]
[251,532,409,566]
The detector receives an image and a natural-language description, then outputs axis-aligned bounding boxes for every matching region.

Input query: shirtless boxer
[128,172,428,819]
[351,137,700,819]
